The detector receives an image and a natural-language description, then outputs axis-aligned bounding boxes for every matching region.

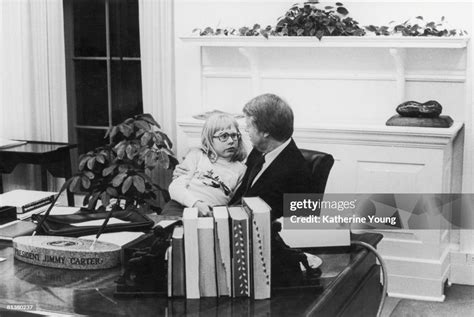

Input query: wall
[174,0,472,161]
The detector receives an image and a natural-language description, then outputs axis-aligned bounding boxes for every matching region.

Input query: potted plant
[193,1,365,40]
[65,113,178,214]
[192,1,466,39]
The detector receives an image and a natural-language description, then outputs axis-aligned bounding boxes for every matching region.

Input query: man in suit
[228,93,311,220]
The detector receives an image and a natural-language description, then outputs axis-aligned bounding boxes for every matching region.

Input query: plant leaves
[134,119,150,131]
[315,30,324,40]
[78,155,90,171]
[133,175,146,193]
[84,171,95,179]
[156,150,170,169]
[87,157,96,170]
[102,164,116,177]
[336,6,348,16]
[141,132,152,146]
[100,192,110,207]
[119,124,133,137]
[118,165,128,173]
[122,176,133,194]
[126,144,138,160]
[69,176,80,192]
[96,155,105,164]
[106,187,119,197]
[112,173,127,187]
[116,142,126,160]
[109,126,119,140]
[139,114,161,129]
[137,172,153,184]
[88,191,101,209]
[81,176,91,189]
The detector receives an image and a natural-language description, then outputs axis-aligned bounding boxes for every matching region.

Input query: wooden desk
[0,233,382,316]
[0,141,77,206]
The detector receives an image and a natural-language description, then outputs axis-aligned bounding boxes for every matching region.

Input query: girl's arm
[168,149,202,207]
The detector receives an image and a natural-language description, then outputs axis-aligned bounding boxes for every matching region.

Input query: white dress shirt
[251,138,291,186]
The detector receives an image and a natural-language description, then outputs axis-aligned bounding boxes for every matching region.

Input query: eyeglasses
[213,132,241,142]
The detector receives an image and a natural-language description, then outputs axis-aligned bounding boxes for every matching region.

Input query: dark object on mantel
[396,100,443,118]
[386,115,453,128]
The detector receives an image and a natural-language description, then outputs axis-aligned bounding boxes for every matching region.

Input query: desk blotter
[13,236,121,269]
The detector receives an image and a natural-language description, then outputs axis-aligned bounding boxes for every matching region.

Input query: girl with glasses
[166,114,247,217]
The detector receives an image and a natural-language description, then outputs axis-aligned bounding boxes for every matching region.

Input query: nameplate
[13,236,121,270]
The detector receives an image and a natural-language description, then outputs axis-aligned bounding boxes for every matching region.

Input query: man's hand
[172,164,190,180]
[193,201,212,217]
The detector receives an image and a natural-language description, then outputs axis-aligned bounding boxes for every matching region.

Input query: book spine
[183,208,200,299]
[20,195,54,214]
[172,236,185,297]
[250,211,271,299]
[231,218,250,297]
[214,216,231,297]
[198,220,217,297]
[167,247,172,297]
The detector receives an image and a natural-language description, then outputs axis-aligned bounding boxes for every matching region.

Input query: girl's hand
[173,164,190,180]
[193,201,212,217]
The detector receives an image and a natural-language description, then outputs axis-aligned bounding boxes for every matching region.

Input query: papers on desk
[18,205,80,220]
[0,138,26,149]
[79,231,145,247]
[155,219,180,228]
[0,189,56,214]
[0,220,37,241]
[71,218,130,227]
[49,206,81,215]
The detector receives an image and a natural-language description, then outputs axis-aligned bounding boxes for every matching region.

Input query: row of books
[168,197,271,300]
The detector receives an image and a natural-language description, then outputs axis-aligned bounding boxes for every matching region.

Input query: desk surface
[0,234,382,317]
[0,141,77,154]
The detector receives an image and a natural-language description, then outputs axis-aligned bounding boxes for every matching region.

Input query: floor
[381,285,474,317]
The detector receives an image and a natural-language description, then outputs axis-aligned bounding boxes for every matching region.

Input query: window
[63,0,143,154]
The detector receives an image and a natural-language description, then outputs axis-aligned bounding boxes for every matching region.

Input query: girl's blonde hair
[201,113,247,163]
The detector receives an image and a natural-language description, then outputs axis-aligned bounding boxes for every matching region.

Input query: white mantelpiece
[180,36,469,48]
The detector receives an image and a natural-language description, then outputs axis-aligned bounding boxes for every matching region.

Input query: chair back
[300,149,334,194]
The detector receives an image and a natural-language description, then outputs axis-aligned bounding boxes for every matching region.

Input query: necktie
[245,153,265,192]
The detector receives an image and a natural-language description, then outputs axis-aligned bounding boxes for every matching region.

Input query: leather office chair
[300,149,335,194]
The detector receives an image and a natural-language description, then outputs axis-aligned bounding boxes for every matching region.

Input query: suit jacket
[230,139,312,220]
